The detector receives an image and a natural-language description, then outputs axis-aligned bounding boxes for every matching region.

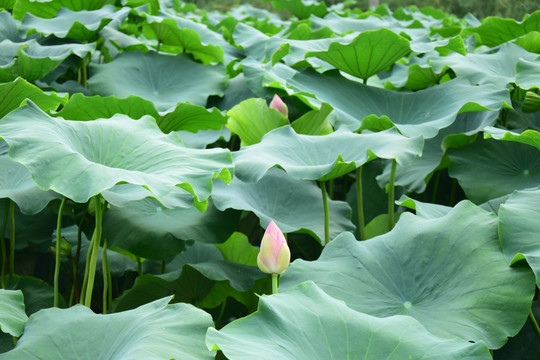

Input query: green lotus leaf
[88,51,227,111]
[0,154,59,215]
[0,39,95,82]
[430,43,538,88]
[522,91,540,113]
[0,11,24,41]
[516,57,540,90]
[154,11,241,64]
[53,94,227,134]
[265,0,327,20]
[207,281,491,360]
[12,0,115,19]
[306,28,410,81]
[514,31,540,53]
[484,127,540,150]
[215,232,259,267]
[1,296,215,360]
[377,110,498,193]
[232,126,423,182]
[6,275,65,316]
[499,189,540,285]
[160,103,228,133]
[112,243,264,311]
[142,14,224,64]
[280,201,535,349]
[267,66,510,138]
[0,102,233,207]
[20,6,129,41]
[0,289,27,337]
[212,168,355,244]
[102,198,240,260]
[464,11,540,47]
[177,127,232,149]
[0,77,67,119]
[53,94,159,122]
[226,98,289,146]
[397,195,452,218]
[448,138,540,204]
[280,201,535,348]
[290,102,333,135]
[493,299,540,360]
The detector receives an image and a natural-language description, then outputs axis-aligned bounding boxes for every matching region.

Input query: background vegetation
[185,0,539,19]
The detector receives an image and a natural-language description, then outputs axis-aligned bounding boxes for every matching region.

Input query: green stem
[83,195,105,308]
[102,238,110,314]
[137,257,143,277]
[356,167,367,240]
[431,170,441,204]
[387,159,397,232]
[81,55,88,88]
[54,197,67,307]
[320,181,330,245]
[1,201,9,289]
[271,274,278,294]
[529,309,540,341]
[9,200,15,277]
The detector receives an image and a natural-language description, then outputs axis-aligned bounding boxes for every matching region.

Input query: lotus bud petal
[269,94,288,118]
[257,220,290,275]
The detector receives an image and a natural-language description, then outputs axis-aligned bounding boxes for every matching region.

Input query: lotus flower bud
[269,94,288,118]
[257,221,290,275]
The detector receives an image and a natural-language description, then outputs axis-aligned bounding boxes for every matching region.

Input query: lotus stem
[9,200,15,277]
[102,238,110,314]
[83,195,105,308]
[356,167,367,240]
[272,274,278,294]
[529,309,540,341]
[388,159,397,231]
[0,201,9,289]
[320,181,330,245]
[54,197,67,307]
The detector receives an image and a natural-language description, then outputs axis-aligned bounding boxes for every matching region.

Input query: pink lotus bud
[269,94,288,118]
[257,220,290,275]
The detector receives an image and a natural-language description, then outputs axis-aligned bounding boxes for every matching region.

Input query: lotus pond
[1,0,540,358]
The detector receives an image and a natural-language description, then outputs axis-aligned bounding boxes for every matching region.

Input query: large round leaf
[207,281,491,360]
[212,167,355,244]
[0,153,59,214]
[499,189,540,286]
[430,43,538,88]
[0,77,67,119]
[266,66,510,138]
[0,289,27,337]
[2,296,215,360]
[280,201,535,348]
[88,51,227,111]
[0,102,233,206]
[103,198,240,260]
[306,28,411,81]
[232,125,423,182]
[20,6,129,41]
[0,39,95,82]
[448,138,540,204]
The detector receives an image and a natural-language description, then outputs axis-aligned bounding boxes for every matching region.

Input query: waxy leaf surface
[280,201,535,348]
[207,281,491,359]
[0,102,233,207]
[2,297,215,360]
[232,126,423,182]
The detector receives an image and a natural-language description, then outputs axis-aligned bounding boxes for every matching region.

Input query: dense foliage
[0,0,540,358]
